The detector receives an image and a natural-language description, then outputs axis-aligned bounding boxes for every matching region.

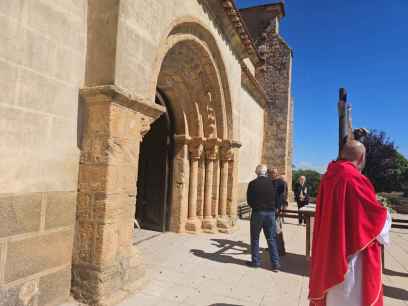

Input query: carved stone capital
[188,137,204,160]
[80,85,166,139]
[220,140,234,161]
[205,138,221,160]
[139,114,154,137]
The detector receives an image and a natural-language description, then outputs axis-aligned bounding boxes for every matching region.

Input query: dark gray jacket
[247,176,276,211]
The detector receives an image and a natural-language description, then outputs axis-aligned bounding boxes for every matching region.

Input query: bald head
[340,140,366,170]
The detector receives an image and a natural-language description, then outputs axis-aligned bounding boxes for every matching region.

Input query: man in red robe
[309,140,391,306]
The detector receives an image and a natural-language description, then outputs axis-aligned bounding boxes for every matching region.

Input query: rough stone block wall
[0,1,86,305]
[256,22,293,188]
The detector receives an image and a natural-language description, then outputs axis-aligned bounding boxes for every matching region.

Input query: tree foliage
[292,169,321,197]
[362,130,408,193]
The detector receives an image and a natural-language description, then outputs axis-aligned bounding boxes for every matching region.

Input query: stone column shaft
[227,141,241,227]
[188,159,199,219]
[186,138,203,232]
[212,159,220,218]
[217,141,233,231]
[202,138,220,232]
[197,158,206,218]
[219,159,229,217]
[169,135,190,233]
[204,159,214,219]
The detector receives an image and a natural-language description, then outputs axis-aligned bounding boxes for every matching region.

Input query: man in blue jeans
[246,164,280,271]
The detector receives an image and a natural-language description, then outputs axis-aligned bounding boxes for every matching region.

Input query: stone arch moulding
[148,18,235,141]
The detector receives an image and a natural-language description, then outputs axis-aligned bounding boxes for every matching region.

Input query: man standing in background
[247,165,280,271]
[269,168,288,255]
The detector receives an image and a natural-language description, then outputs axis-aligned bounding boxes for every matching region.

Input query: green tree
[395,152,408,196]
[362,130,408,193]
[292,169,321,197]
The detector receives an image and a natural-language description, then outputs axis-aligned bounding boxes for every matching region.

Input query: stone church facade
[0,1,292,305]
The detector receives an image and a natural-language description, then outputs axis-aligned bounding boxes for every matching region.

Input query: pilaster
[73,85,164,306]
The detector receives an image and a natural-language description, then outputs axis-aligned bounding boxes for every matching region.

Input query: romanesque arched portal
[136,29,241,232]
[142,34,239,234]
[72,18,240,305]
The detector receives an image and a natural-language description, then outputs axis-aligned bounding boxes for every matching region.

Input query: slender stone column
[212,159,220,218]
[218,140,233,231]
[169,135,191,233]
[202,138,220,232]
[197,157,206,219]
[227,141,242,227]
[186,137,204,232]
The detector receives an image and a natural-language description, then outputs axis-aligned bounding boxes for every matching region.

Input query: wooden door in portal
[136,93,173,232]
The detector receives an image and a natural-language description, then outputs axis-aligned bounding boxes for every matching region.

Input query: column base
[72,248,146,306]
[185,218,202,233]
[202,217,217,233]
[217,216,232,233]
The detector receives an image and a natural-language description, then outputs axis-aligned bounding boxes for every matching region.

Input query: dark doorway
[135,90,174,232]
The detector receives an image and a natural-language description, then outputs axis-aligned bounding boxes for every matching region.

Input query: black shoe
[271,264,281,272]
[246,261,260,268]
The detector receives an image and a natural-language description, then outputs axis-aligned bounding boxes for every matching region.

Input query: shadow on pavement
[191,238,309,277]
[383,268,408,277]
[384,284,408,301]
[208,304,243,306]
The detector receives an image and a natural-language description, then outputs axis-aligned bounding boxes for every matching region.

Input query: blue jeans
[250,210,280,267]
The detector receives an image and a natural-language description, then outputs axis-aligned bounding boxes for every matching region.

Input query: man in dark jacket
[269,168,288,212]
[247,164,280,271]
[269,168,288,256]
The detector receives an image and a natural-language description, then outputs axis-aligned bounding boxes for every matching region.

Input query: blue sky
[236,0,408,172]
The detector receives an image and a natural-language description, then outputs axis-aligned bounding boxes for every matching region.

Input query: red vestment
[309,161,387,306]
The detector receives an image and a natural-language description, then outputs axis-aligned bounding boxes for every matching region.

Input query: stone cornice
[240,62,268,108]
[80,85,165,120]
[198,0,261,65]
[222,0,261,64]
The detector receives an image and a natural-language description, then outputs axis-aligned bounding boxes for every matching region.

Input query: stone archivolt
[151,25,239,235]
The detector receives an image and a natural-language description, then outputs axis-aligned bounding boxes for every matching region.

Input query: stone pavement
[64,217,408,306]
